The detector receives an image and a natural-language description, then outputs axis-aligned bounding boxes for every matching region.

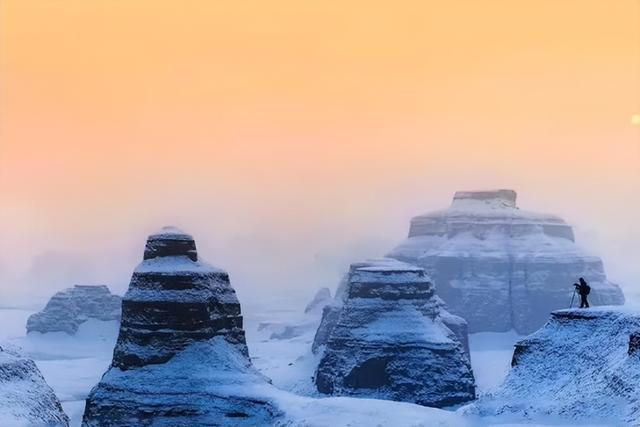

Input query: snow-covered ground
[468,331,523,393]
[0,308,117,426]
[0,294,631,426]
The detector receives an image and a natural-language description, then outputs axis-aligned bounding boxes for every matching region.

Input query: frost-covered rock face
[388,189,625,334]
[314,258,476,408]
[0,346,69,426]
[27,285,121,335]
[82,227,279,426]
[304,287,332,314]
[470,307,640,425]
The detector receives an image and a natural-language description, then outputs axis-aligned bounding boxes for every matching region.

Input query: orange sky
[1,1,639,298]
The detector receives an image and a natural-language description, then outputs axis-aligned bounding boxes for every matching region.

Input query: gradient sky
[1,1,639,300]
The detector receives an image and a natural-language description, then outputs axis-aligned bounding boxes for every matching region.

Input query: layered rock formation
[313,258,475,407]
[27,285,121,335]
[0,346,69,426]
[470,308,640,425]
[82,227,279,426]
[388,189,625,334]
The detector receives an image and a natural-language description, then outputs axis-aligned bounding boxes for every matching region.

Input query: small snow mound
[150,225,192,239]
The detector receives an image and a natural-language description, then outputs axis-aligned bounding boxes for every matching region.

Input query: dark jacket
[578,282,590,295]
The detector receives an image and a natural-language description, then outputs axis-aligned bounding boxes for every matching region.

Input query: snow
[134,255,225,274]
[388,191,624,334]
[0,344,70,426]
[148,226,193,240]
[350,304,454,344]
[468,331,523,393]
[269,390,471,427]
[0,314,118,426]
[1,295,635,426]
[469,306,640,425]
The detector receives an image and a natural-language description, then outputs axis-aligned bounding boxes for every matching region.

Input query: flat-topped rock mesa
[314,258,475,408]
[82,227,279,426]
[0,346,69,426]
[388,189,625,334]
[27,285,121,335]
[469,307,640,425]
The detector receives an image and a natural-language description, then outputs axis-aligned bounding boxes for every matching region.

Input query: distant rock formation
[0,346,69,426]
[313,258,475,408]
[27,285,121,335]
[469,308,640,425]
[82,227,279,426]
[388,189,625,334]
[304,287,332,314]
[256,288,333,342]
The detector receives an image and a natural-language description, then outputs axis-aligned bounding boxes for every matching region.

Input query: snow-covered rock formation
[27,285,121,335]
[388,189,625,334]
[470,307,640,425]
[0,346,69,426]
[313,258,475,407]
[304,287,332,314]
[82,227,280,426]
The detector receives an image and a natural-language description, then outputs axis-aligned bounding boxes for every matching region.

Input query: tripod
[569,287,577,308]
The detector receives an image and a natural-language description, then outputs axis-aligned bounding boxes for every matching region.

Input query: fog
[1,168,639,307]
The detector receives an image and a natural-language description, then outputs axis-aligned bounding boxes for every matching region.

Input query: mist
[1,0,639,306]
[2,165,639,306]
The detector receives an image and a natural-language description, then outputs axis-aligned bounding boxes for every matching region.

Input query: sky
[1,1,639,303]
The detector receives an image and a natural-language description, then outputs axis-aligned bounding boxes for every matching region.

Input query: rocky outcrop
[27,285,121,335]
[82,227,280,426]
[470,307,640,425]
[313,258,475,408]
[388,189,625,334]
[304,287,331,314]
[0,346,69,426]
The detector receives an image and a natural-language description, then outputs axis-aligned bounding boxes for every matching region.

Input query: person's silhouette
[577,277,591,308]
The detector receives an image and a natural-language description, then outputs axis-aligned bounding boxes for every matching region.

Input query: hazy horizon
[1,1,639,303]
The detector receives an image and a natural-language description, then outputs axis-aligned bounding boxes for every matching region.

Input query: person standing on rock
[576,277,591,308]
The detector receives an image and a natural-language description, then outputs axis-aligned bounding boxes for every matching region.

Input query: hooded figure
[577,277,591,308]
